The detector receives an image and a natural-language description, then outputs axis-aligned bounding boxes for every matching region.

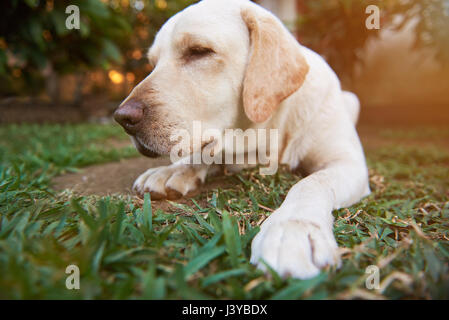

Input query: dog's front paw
[250,216,340,279]
[133,164,208,200]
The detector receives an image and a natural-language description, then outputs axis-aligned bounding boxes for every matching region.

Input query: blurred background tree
[296,0,449,86]
[0,0,194,104]
[1,0,128,102]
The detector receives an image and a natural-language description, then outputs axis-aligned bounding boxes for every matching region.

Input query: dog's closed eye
[184,46,215,61]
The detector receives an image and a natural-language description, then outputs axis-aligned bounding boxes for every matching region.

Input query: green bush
[0,0,195,98]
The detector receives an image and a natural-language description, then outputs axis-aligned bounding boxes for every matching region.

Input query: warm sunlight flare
[108,70,124,84]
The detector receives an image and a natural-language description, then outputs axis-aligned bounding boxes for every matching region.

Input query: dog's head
[114,0,309,158]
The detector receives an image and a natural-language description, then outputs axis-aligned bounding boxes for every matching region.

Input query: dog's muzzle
[114,99,161,158]
[114,99,143,135]
[133,137,160,158]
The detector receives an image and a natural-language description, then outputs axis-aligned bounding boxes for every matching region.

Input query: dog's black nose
[114,99,143,134]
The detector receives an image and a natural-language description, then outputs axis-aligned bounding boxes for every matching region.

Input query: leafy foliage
[0,0,195,96]
[0,0,130,95]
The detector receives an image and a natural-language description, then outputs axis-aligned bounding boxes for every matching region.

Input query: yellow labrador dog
[114,0,370,279]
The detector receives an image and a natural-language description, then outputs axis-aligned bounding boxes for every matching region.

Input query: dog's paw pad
[133,165,206,200]
[250,219,340,279]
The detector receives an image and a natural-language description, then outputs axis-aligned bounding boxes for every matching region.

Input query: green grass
[0,123,448,299]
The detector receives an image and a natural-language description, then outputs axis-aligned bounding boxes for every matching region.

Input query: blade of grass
[222,210,242,267]
[143,193,152,232]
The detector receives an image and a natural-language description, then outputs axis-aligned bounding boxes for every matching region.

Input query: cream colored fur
[121,0,370,279]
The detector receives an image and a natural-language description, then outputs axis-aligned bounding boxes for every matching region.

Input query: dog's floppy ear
[241,6,309,123]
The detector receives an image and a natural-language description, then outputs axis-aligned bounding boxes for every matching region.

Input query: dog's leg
[250,139,370,279]
[133,162,214,200]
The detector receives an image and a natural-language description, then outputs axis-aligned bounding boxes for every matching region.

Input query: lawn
[0,123,448,299]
